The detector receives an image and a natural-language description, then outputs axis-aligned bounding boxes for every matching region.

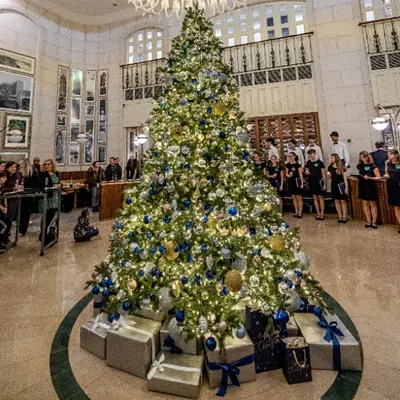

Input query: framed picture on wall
[55,127,66,165]
[69,144,80,165]
[99,70,108,96]
[98,99,107,143]
[56,114,66,126]
[85,104,95,117]
[71,69,83,97]
[3,114,31,149]
[70,98,81,142]
[84,134,94,165]
[86,71,96,102]
[98,145,106,164]
[57,65,69,112]
[70,123,80,143]
[0,152,28,163]
[0,70,34,113]
[0,48,35,75]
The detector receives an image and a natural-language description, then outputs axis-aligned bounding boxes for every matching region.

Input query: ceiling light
[371,117,389,131]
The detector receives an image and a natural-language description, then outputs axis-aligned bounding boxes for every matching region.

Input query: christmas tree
[87,6,323,344]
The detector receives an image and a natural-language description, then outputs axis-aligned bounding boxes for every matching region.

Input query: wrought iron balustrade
[121,32,314,101]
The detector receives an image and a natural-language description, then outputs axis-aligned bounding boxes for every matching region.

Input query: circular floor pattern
[50,291,363,400]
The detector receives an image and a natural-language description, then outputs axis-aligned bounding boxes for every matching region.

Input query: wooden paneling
[59,171,87,181]
[349,177,397,225]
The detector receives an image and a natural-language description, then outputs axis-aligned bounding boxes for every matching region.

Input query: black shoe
[371,224,378,229]
[298,214,303,219]
[342,219,347,224]
[365,223,372,228]
[338,220,343,223]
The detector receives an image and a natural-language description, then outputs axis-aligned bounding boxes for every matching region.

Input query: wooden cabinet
[248,112,321,162]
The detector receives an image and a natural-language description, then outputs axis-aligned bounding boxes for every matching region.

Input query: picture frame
[3,113,31,149]
[98,145,106,164]
[70,98,81,143]
[68,144,80,165]
[56,114,66,126]
[99,69,108,97]
[84,133,94,165]
[0,70,34,113]
[86,71,96,102]
[85,104,95,117]
[55,127,66,165]
[71,69,83,97]
[57,65,69,112]
[0,151,29,163]
[98,99,107,143]
[0,48,35,75]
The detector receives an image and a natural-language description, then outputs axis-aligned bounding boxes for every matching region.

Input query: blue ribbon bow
[206,354,254,397]
[315,312,345,371]
[163,335,183,354]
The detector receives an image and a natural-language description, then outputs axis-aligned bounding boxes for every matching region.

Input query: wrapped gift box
[147,351,203,399]
[106,315,162,378]
[287,317,300,337]
[245,306,286,373]
[160,316,201,355]
[80,313,110,360]
[283,337,312,384]
[294,312,362,371]
[233,299,249,324]
[204,333,256,396]
[134,305,167,322]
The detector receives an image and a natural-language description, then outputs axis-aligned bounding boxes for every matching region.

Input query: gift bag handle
[292,349,307,369]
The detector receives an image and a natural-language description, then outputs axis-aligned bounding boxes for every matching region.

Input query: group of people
[255,132,400,232]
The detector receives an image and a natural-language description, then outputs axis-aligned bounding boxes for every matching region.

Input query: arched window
[127,28,163,64]
[362,0,400,21]
[212,2,307,47]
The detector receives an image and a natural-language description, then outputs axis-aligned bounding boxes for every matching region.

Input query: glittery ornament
[269,236,286,252]
[171,280,181,297]
[218,321,227,332]
[236,325,246,339]
[158,287,175,311]
[261,248,271,258]
[164,241,180,260]
[199,316,208,334]
[207,312,217,323]
[250,275,260,287]
[285,270,298,281]
[127,280,137,291]
[215,282,223,291]
[168,317,182,342]
[286,289,302,312]
[202,291,209,300]
[225,270,244,293]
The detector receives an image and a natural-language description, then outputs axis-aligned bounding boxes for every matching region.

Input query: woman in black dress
[305,148,326,220]
[328,154,349,223]
[252,151,266,179]
[126,158,138,180]
[286,152,304,218]
[357,151,381,229]
[266,155,284,212]
[384,150,400,233]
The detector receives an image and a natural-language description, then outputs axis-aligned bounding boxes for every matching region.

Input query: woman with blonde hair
[328,154,349,223]
[384,149,400,233]
[357,150,381,229]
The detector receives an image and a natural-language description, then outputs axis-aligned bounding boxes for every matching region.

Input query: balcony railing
[121,32,314,101]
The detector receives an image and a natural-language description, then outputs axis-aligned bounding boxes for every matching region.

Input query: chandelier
[126,0,246,17]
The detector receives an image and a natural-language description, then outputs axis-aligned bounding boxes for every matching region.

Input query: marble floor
[0,211,399,400]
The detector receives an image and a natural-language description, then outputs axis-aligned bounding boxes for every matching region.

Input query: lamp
[137,133,148,144]
[371,117,389,131]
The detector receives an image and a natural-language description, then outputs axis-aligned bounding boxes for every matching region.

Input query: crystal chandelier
[126,0,246,17]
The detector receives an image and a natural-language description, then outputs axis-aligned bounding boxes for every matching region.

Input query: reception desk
[99,180,138,221]
[349,177,397,225]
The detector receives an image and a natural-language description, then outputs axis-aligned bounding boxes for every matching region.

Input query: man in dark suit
[370,141,388,176]
[105,157,122,181]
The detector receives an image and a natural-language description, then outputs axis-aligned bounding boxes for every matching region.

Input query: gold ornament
[158,257,167,267]
[207,312,216,323]
[127,280,137,291]
[164,241,180,260]
[225,270,244,293]
[215,282,223,291]
[207,216,217,231]
[172,280,181,297]
[263,204,272,212]
[213,103,224,116]
[198,134,205,142]
[269,236,286,252]
[193,186,201,201]
[229,111,236,119]
[202,291,209,300]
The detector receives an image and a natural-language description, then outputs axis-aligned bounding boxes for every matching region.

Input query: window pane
[266,7,273,16]
[227,16,233,23]
[241,35,248,44]
[253,20,260,30]
[240,13,246,20]
[157,39,162,48]
[157,31,162,37]
[129,37,134,43]
[138,43,143,51]
[241,22,247,32]
[138,54,143,62]
[129,45,134,53]
[215,27,222,37]
[228,37,235,46]
[267,17,274,26]
[295,11,304,22]
[296,24,305,34]
[254,32,261,42]
[147,42,152,50]
[282,27,289,37]
[214,19,221,24]
[383,7,393,18]
[129,55,134,64]
[147,31,152,39]
[366,10,375,20]
[294,4,303,8]
[280,5,287,12]
[228,25,234,35]
[157,50,162,59]
[137,32,143,41]
[364,0,373,7]
[281,15,288,24]
[147,52,152,60]
[268,30,275,38]
[252,10,259,18]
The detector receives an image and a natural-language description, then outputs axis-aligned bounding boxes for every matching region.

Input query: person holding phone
[305,148,326,220]
[357,151,381,229]
[328,154,349,223]
[286,152,304,218]
[266,155,284,212]
[384,149,400,233]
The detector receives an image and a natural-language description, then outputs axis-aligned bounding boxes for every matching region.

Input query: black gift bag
[283,343,312,384]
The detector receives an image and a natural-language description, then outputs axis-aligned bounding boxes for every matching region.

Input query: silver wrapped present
[134,305,167,322]
[80,313,110,360]
[147,352,203,399]
[106,315,162,378]
[294,312,362,371]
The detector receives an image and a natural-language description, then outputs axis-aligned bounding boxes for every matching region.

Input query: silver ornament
[158,287,174,311]
[218,321,227,332]
[216,188,225,197]
[206,255,214,268]
[286,289,302,312]
[168,317,182,342]
[236,132,249,145]
[140,250,149,260]
[142,298,151,306]
[261,248,271,258]
[236,325,246,339]
[221,248,231,258]
[278,282,289,293]
[129,242,139,252]
[199,316,208,334]
[250,275,260,287]
[285,270,298,281]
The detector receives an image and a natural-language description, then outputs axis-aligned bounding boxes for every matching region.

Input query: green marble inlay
[49,291,363,400]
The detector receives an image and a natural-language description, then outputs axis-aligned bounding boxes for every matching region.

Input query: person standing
[384,149,400,233]
[105,157,122,181]
[286,139,305,167]
[329,132,350,167]
[86,161,105,212]
[18,158,36,236]
[357,151,381,229]
[266,155,284,212]
[3,162,23,221]
[126,158,138,180]
[32,157,41,174]
[252,151,266,179]
[286,152,304,218]
[0,161,5,172]
[304,135,323,162]
[0,172,12,252]
[264,138,280,163]
[328,154,349,223]
[305,149,326,220]
[370,141,388,176]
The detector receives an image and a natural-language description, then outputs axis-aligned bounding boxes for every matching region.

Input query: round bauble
[207,312,216,323]
[218,321,227,332]
[168,317,182,341]
[250,275,260,288]
[225,270,244,293]
[127,280,137,291]
[205,336,217,351]
[269,236,286,252]
[199,316,208,334]
[158,287,174,311]
[215,282,223,291]
[236,325,246,339]
[164,241,180,260]
[286,289,302,312]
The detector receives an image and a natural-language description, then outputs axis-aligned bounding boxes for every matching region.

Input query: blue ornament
[138,269,145,277]
[201,244,207,252]
[151,268,160,277]
[224,145,229,151]
[148,190,154,196]
[121,259,127,266]
[249,227,256,236]
[134,247,141,255]
[296,271,303,277]
[287,281,293,289]
[163,216,171,224]
[314,306,323,317]
[164,165,170,172]
[122,301,131,311]
[205,336,217,351]
[193,275,202,285]
[206,270,214,280]
[274,309,289,324]
[180,242,189,251]
[150,247,157,254]
[220,287,229,296]
[91,286,100,295]
[147,232,153,239]
[252,249,258,256]
[242,150,249,158]
[129,232,134,238]
[199,120,206,126]
[126,198,133,205]
[181,276,189,285]
[153,151,159,157]
[115,249,121,255]
[143,216,151,224]
[207,107,213,113]
[99,279,106,288]
[176,310,185,322]
[298,300,306,311]
[285,223,289,229]
[184,163,191,170]
[236,325,246,339]
[187,255,194,263]
[108,314,116,323]
[103,289,109,297]
[207,176,215,183]
[183,199,191,208]
[219,131,226,139]
[228,207,237,217]
[204,204,213,212]
[185,221,192,229]
[106,279,113,288]
[203,216,209,223]
[116,223,122,229]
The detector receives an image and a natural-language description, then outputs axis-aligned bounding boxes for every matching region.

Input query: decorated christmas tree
[87,6,323,346]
